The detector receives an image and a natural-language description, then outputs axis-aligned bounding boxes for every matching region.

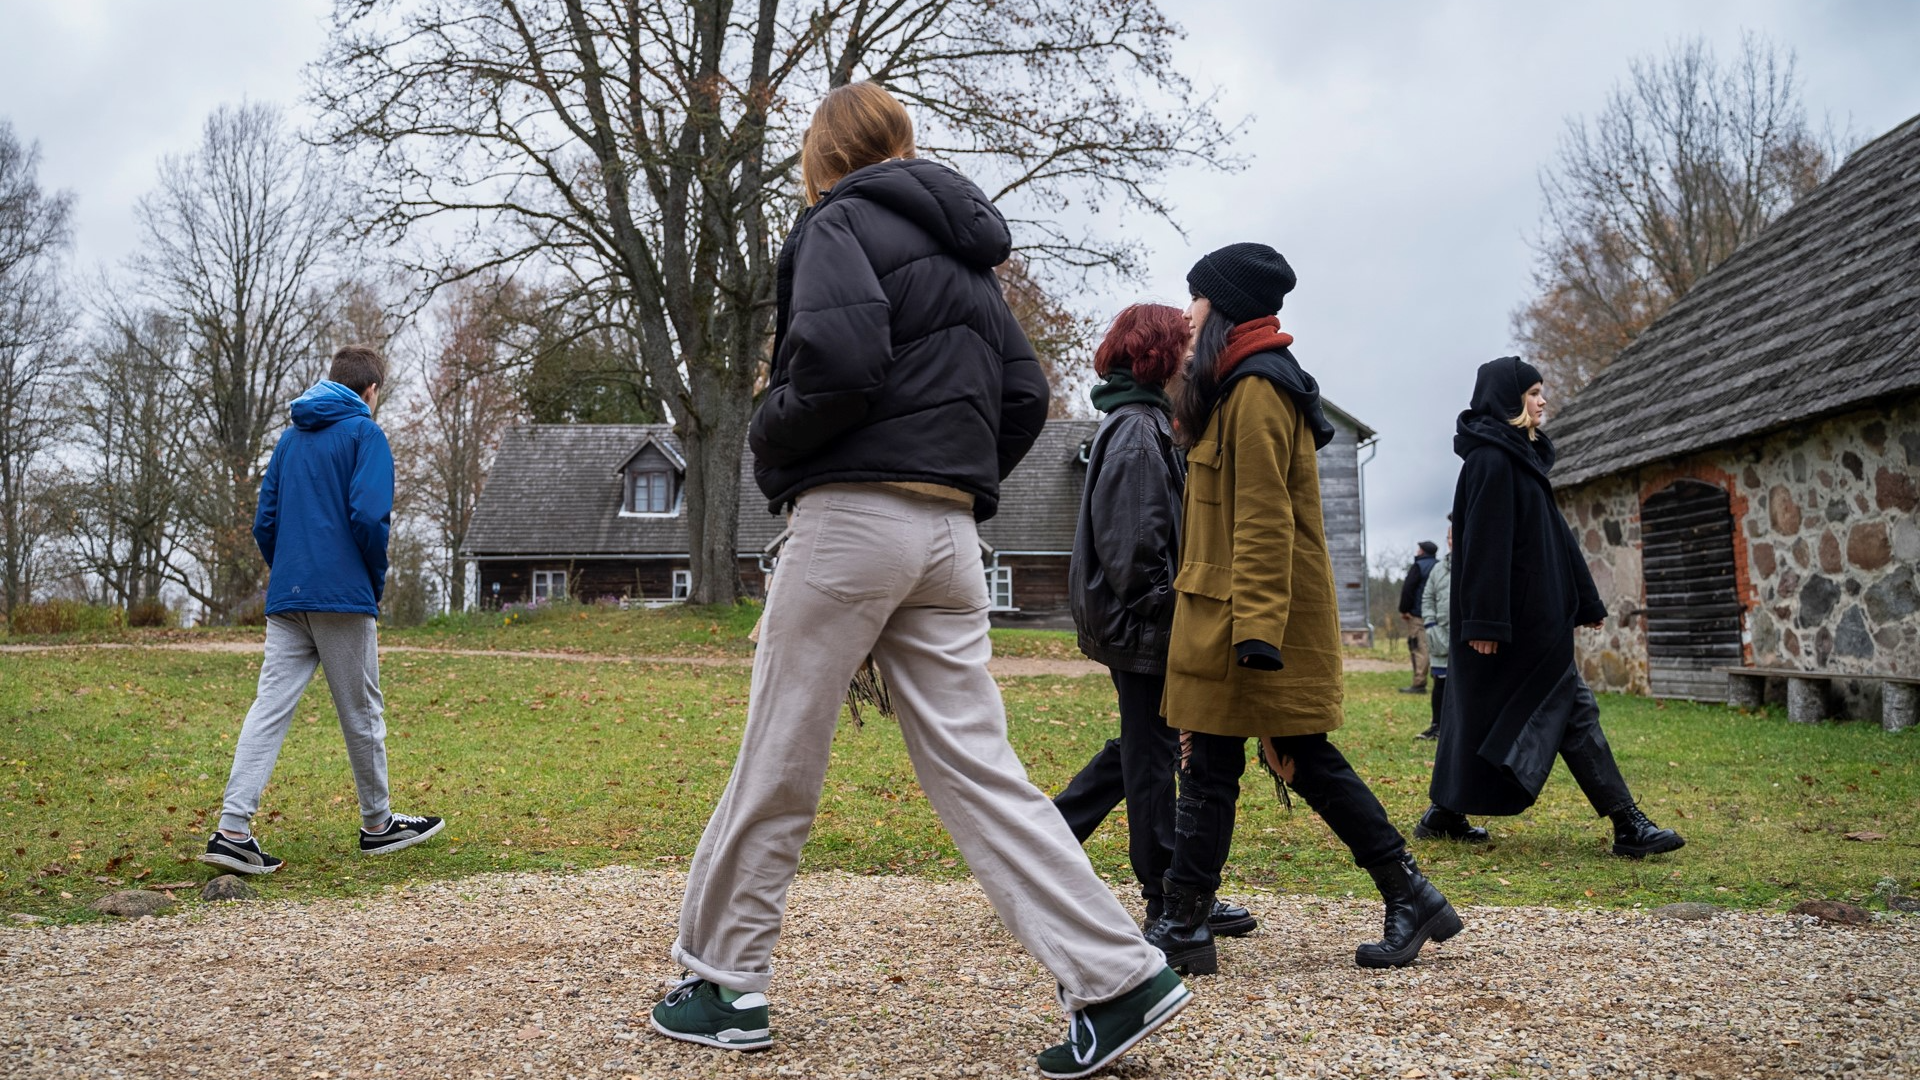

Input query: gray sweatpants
[218,611,390,834]
[672,484,1165,1012]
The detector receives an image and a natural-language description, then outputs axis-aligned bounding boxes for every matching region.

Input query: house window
[671,569,692,601]
[630,469,673,514]
[985,565,1014,611]
[532,569,567,602]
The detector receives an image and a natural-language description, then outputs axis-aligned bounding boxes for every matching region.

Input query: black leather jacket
[1070,402,1185,674]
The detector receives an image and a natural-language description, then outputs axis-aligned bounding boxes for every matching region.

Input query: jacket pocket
[1168,561,1233,681]
[1184,440,1224,505]
[803,501,909,603]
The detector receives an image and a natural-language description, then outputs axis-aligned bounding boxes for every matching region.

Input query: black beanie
[1418,540,1438,556]
[1186,242,1297,325]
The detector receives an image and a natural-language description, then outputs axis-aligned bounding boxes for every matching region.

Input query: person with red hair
[1054,304,1260,950]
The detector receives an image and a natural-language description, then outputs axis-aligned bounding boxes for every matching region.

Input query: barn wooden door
[1640,480,1743,700]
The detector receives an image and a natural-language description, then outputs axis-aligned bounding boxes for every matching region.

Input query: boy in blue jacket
[201,346,443,875]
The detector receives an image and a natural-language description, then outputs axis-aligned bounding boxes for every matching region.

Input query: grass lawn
[0,601,1081,660]
[3,632,1916,924]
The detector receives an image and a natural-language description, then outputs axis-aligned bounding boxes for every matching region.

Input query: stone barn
[463,404,1379,636]
[1548,113,1920,721]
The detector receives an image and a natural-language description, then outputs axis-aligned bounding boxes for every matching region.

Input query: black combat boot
[1609,804,1684,858]
[1149,895,1256,938]
[1413,805,1489,843]
[1207,899,1258,937]
[1356,852,1463,969]
[1143,881,1217,976]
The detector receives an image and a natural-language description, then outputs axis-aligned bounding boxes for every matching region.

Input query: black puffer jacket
[750,158,1049,520]
[1070,402,1184,674]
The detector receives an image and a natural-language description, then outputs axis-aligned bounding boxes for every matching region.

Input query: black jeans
[1560,689,1634,816]
[1428,673,1447,730]
[1052,669,1177,902]
[1168,731,1405,894]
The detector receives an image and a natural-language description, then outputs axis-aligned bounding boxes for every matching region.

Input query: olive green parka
[1161,377,1344,737]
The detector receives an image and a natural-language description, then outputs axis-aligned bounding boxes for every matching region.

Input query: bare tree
[1514,34,1844,396]
[61,309,189,614]
[0,122,73,616]
[998,254,1096,419]
[394,278,524,611]
[130,102,358,621]
[311,0,1237,601]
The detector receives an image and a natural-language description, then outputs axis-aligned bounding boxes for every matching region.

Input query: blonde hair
[801,82,915,205]
[1510,385,1543,441]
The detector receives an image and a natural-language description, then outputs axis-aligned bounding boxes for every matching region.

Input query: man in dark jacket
[1396,541,1439,693]
[200,346,442,877]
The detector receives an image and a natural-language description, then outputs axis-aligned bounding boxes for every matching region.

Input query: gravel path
[5,867,1914,1079]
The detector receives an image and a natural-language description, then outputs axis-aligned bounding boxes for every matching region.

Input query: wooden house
[463,404,1379,636]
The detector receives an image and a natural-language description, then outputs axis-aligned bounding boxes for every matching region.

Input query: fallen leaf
[1844,831,1887,842]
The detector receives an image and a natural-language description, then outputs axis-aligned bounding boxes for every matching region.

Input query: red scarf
[1216,316,1295,379]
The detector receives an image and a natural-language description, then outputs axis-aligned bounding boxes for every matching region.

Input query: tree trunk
[680,374,754,605]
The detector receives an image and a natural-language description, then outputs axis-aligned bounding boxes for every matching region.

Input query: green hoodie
[1088,370,1172,415]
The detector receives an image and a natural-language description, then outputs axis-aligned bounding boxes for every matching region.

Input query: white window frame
[671,569,692,601]
[531,569,567,602]
[985,564,1014,611]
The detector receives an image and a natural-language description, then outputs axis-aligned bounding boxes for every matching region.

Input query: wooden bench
[1718,667,1920,732]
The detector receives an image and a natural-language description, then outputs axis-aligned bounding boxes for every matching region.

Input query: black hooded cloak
[1429,357,1608,816]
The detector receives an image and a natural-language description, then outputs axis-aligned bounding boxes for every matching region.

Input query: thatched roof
[1551,112,1920,488]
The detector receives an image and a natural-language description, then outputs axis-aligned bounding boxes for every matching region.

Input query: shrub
[230,596,269,627]
[6,600,127,636]
[127,601,177,628]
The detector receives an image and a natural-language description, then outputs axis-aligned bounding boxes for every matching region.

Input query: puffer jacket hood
[750,156,1047,520]
[817,158,1011,270]
[290,381,372,431]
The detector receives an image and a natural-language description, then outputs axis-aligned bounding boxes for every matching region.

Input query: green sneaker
[649,975,772,1051]
[1036,966,1190,1079]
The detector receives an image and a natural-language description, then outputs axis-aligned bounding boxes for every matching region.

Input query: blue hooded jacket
[253,381,394,616]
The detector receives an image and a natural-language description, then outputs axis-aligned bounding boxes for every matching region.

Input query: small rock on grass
[9,912,48,924]
[1888,895,1920,913]
[89,890,175,918]
[1790,900,1872,926]
[202,876,256,902]
[1650,902,1721,921]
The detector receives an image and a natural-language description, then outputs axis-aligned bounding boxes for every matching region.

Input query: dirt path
[0,639,1399,677]
[3,866,1911,1079]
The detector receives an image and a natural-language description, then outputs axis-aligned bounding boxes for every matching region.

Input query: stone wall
[1556,393,1920,713]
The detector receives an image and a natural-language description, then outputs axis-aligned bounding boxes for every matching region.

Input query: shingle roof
[1550,112,1920,489]
[462,425,788,557]
[466,402,1373,558]
[460,422,1103,557]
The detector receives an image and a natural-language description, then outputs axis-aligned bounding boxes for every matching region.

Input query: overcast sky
[3,1,1918,569]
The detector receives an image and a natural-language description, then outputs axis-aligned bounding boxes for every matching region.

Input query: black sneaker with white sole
[200,832,285,875]
[359,812,445,855]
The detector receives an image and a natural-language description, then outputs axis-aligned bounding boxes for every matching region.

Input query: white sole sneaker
[359,817,445,856]
[198,851,283,875]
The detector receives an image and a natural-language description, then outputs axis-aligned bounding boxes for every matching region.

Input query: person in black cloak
[1416,357,1686,859]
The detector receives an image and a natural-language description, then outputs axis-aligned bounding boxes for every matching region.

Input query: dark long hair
[1171,309,1235,447]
